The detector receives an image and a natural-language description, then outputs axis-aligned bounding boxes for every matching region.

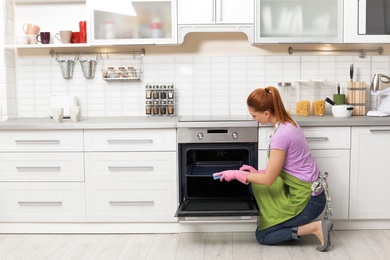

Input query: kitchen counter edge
[1,115,390,130]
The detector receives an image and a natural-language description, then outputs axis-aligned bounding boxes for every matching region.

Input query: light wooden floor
[0,230,389,260]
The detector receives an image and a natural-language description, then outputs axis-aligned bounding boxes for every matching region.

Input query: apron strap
[311,171,332,220]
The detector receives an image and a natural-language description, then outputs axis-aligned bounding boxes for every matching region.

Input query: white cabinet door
[178,0,254,24]
[344,0,390,43]
[255,0,343,43]
[350,127,390,219]
[87,0,177,45]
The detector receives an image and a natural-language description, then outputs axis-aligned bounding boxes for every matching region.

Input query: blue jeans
[255,191,326,245]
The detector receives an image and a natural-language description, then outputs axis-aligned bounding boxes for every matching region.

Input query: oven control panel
[178,127,258,143]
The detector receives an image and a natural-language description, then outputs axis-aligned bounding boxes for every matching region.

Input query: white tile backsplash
[5,53,390,117]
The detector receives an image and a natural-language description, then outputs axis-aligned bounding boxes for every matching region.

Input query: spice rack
[145,83,175,116]
[101,49,144,81]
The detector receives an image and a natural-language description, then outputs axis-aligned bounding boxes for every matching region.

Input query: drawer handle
[18,201,62,206]
[16,166,61,171]
[108,166,154,171]
[369,128,390,132]
[15,140,60,144]
[109,201,154,206]
[107,139,153,144]
[306,137,329,141]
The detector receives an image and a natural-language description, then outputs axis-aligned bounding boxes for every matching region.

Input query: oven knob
[197,133,204,140]
[232,132,238,139]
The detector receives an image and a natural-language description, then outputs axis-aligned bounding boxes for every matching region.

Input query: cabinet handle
[369,128,390,132]
[109,201,154,206]
[107,139,153,144]
[211,0,215,22]
[219,0,223,21]
[18,201,62,206]
[16,166,61,171]
[306,137,329,141]
[108,166,154,171]
[15,140,60,144]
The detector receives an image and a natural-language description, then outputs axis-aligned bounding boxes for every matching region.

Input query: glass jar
[296,80,311,116]
[145,84,152,99]
[145,101,152,115]
[168,85,174,99]
[160,101,167,115]
[106,66,117,79]
[160,85,167,99]
[118,66,127,78]
[312,80,326,116]
[278,82,292,114]
[127,67,137,79]
[167,100,174,115]
[152,100,160,115]
[152,85,160,99]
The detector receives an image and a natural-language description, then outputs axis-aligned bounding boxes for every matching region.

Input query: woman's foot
[316,220,333,252]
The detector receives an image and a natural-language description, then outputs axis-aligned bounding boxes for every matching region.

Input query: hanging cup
[80,60,97,78]
[58,60,75,79]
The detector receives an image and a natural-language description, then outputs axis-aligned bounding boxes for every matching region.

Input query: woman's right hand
[240,164,258,173]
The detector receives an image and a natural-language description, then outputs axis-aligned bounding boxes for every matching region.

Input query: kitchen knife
[350,64,354,82]
[337,83,340,95]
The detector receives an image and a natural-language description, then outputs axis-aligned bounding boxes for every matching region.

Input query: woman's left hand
[213,170,249,184]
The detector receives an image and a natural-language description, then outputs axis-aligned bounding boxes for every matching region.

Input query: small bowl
[332,105,354,118]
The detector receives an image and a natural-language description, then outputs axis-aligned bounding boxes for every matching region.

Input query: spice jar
[152,101,160,115]
[145,101,152,115]
[152,85,160,99]
[118,66,126,78]
[168,85,174,99]
[160,101,167,115]
[107,67,117,79]
[128,67,137,79]
[160,85,167,99]
[168,100,174,115]
[145,85,152,99]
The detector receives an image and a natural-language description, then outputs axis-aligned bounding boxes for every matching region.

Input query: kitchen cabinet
[84,129,178,222]
[254,0,343,43]
[259,126,350,219]
[350,127,390,219]
[0,130,86,222]
[344,0,390,43]
[87,0,177,45]
[177,0,255,43]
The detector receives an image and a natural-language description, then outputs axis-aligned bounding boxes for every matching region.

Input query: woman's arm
[246,149,286,186]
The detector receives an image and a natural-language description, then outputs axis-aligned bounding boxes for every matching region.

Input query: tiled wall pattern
[14,54,390,117]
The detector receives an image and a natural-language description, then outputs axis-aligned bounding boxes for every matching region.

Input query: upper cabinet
[177,0,255,43]
[254,0,343,43]
[87,0,177,45]
[344,0,390,43]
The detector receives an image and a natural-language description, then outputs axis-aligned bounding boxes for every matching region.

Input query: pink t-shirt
[270,122,319,183]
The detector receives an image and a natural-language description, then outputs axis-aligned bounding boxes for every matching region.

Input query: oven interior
[176,143,259,218]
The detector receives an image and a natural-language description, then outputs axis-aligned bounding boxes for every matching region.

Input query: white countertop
[1,115,390,130]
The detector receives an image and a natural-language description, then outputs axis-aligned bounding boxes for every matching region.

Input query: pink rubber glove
[213,170,249,184]
[239,165,266,174]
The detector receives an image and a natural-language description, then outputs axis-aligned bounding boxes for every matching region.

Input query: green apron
[251,169,312,230]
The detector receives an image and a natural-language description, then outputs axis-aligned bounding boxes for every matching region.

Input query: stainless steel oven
[175,116,259,223]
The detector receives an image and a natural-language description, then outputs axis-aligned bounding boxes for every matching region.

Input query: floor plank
[204,232,233,260]
[334,231,378,259]
[117,234,155,260]
[232,232,262,259]
[359,230,390,259]
[59,234,104,260]
[145,233,181,260]
[3,234,54,260]
[88,234,130,260]
[175,232,207,260]
[0,234,31,259]
[31,234,79,260]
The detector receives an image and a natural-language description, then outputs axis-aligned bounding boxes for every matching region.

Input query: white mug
[52,107,64,123]
[69,106,81,122]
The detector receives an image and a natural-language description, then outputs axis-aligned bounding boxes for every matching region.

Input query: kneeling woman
[214,86,332,252]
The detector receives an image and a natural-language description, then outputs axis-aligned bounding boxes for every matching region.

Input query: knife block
[347,82,366,116]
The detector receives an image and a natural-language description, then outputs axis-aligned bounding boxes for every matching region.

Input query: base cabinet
[350,127,390,219]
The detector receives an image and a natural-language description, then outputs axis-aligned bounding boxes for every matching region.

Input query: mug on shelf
[23,23,40,35]
[70,31,79,43]
[36,32,51,44]
[55,30,72,44]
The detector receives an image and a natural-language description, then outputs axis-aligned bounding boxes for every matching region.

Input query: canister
[278,82,292,114]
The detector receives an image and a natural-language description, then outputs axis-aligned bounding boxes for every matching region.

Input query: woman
[214,86,333,252]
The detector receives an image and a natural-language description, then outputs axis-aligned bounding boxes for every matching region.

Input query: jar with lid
[312,80,326,116]
[118,66,127,78]
[152,85,160,99]
[152,100,160,115]
[160,101,167,115]
[160,85,167,99]
[145,84,152,99]
[106,67,117,79]
[295,80,311,116]
[145,101,152,115]
[167,85,174,99]
[278,82,292,114]
[167,100,174,115]
[127,67,137,79]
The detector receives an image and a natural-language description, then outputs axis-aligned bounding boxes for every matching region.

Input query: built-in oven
[175,116,259,223]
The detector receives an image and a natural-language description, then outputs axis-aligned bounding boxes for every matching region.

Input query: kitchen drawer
[259,126,351,149]
[84,129,176,152]
[0,152,84,181]
[85,152,176,182]
[0,130,83,152]
[86,182,177,222]
[0,182,86,222]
